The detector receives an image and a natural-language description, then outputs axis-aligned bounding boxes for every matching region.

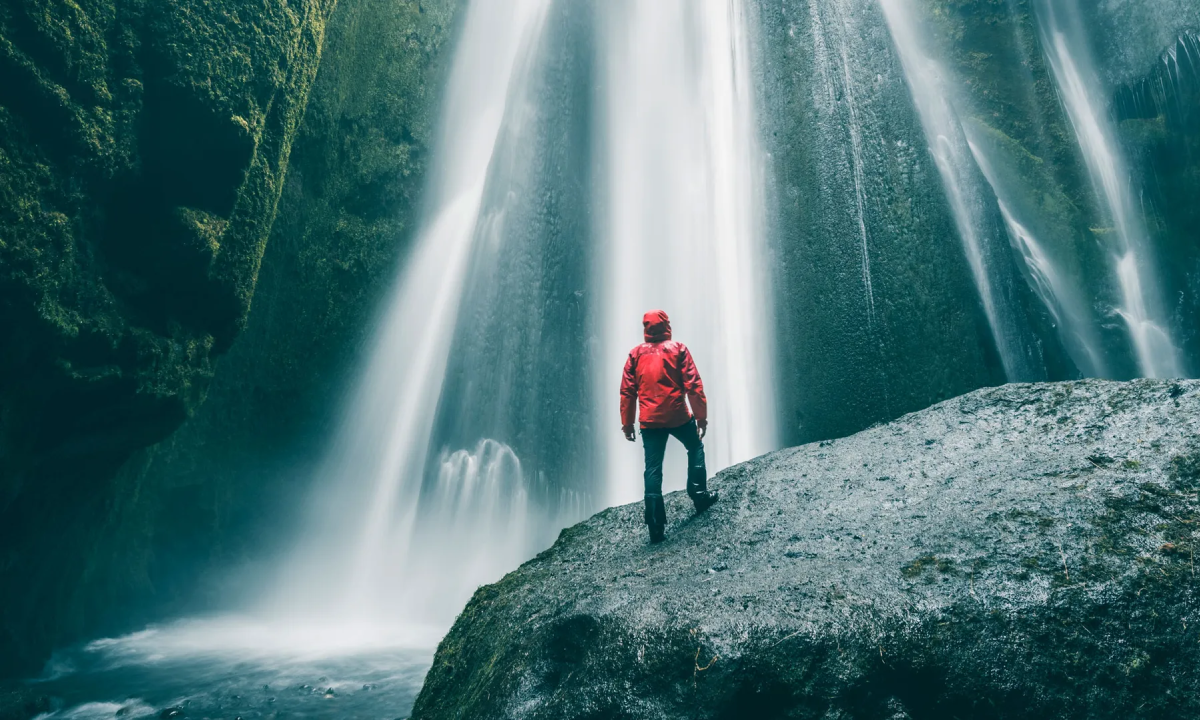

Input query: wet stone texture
[413,379,1200,719]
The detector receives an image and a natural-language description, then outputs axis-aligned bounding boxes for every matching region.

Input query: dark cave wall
[0,0,336,491]
[0,0,460,675]
[0,0,339,675]
[102,0,463,623]
[753,0,1009,448]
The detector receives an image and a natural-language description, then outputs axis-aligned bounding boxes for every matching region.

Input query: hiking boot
[644,494,667,543]
[692,490,719,514]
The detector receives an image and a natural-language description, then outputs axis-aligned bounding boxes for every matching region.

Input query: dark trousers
[641,419,708,527]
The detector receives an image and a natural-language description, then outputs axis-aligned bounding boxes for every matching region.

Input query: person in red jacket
[621,309,719,542]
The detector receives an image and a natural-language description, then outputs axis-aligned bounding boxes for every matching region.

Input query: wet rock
[413,380,1200,719]
[0,685,50,720]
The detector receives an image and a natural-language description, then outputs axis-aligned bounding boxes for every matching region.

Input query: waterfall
[268,0,554,628]
[267,0,783,631]
[33,4,1200,718]
[966,137,1108,378]
[807,0,877,324]
[1035,0,1183,379]
[878,0,1044,381]
[597,0,778,507]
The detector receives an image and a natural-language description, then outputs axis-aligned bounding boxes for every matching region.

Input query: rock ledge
[413,380,1200,719]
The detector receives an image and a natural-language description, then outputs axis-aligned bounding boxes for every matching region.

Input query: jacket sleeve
[620,351,638,429]
[680,346,708,426]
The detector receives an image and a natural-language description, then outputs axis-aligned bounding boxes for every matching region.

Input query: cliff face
[0,0,336,487]
[914,1,1200,376]
[756,0,1200,449]
[754,0,1009,448]
[414,380,1200,719]
[0,0,459,675]
[0,0,336,674]
[90,0,461,626]
[1114,30,1200,362]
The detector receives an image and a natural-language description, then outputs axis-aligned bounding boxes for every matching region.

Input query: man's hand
[697,420,707,440]
[623,425,637,442]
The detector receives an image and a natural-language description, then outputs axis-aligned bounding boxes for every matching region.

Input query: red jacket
[620,310,708,430]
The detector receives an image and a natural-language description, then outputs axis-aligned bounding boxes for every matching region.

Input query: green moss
[902,554,957,578]
[0,0,341,676]
[0,0,463,678]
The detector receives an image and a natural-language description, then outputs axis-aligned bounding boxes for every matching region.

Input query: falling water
[30,3,1200,718]
[967,138,1108,378]
[1035,0,1183,379]
[598,0,778,507]
[879,0,1041,381]
[808,0,876,323]
[270,0,555,627]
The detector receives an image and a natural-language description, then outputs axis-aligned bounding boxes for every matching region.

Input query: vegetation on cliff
[0,0,459,675]
[0,0,335,481]
[95,0,461,626]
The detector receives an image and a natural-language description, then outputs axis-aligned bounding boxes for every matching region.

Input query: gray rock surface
[413,380,1200,719]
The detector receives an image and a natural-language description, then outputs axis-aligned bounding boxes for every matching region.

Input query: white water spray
[967,137,1107,378]
[1036,0,1182,379]
[879,0,1034,380]
[809,0,877,323]
[269,0,554,630]
[598,0,778,506]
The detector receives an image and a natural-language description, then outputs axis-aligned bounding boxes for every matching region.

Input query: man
[621,310,719,543]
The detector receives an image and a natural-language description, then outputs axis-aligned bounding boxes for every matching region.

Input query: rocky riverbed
[413,380,1200,719]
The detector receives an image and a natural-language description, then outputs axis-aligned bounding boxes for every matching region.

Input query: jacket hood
[643,310,672,342]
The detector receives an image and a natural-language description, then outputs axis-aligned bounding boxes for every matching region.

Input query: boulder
[413,380,1200,719]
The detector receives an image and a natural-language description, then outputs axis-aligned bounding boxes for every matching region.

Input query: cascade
[1035,0,1183,379]
[597,0,778,506]
[29,2,1200,718]
[967,139,1108,378]
[269,0,555,627]
[878,0,1045,381]
[807,0,877,323]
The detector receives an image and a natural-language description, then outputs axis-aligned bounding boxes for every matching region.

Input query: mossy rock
[0,0,338,676]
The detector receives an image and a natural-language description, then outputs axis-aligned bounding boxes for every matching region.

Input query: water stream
[808,0,877,324]
[267,0,556,628]
[23,0,1199,716]
[597,0,778,506]
[878,0,1044,381]
[1035,0,1183,379]
[966,137,1108,378]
